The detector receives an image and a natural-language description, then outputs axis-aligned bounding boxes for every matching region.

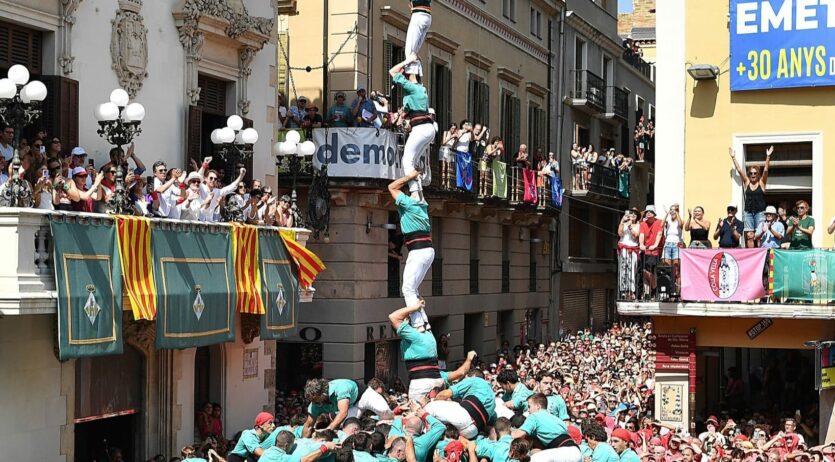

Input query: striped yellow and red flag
[279,229,326,289]
[232,223,265,314]
[115,216,157,320]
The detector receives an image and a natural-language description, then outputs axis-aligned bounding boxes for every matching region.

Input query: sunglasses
[108,170,117,173]
[748,171,758,176]
[208,176,217,181]
[156,168,167,173]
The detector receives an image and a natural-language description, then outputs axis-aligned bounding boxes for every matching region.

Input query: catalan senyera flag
[279,229,326,289]
[115,216,157,320]
[231,223,265,314]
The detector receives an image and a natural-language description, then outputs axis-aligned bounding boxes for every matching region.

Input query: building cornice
[439,0,551,63]
[566,12,623,57]
[379,6,409,31]
[526,81,549,97]
[497,67,524,86]
[464,50,494,71]
[426,31,460,54]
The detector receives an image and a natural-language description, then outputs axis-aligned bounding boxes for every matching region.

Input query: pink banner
[680,248,767,301]
[522,169,538,204]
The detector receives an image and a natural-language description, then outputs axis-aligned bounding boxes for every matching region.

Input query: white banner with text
[311,128,430,180]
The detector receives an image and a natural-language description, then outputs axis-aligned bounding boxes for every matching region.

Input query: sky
[618,0,634,13]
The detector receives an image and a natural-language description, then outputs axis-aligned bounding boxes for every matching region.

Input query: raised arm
[762,145,773,186]
[387,171,420,200]
[713,218,724,241]
[389,303,423,331]
[729,147,748,186]
[444,351,477,384]
[389,55,418,78]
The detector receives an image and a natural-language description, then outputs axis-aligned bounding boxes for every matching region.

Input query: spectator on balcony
[645,120,655,162]
[276,194,294,228]
[755,206,785,249]
[685,206,712,248]
[515,144,530,169]
[639,205,664,300]
[352,88,378,128]
[327,92,352,128]
[302,106,324,138]
[439,123,458,182]
[787,200,815,249]
[570,144,585,190]
[662,204,683,290]
[200,167,245,222]
[713,203,743,248]
[0,123,13,161]
[617,157,632,198]
[68,166,104,213]
[45,138,61,160]
[70,146,87,170]
[32,162,53,210]
[618,208,641,301]
[243,188,265,224]
[179,171,207,221]
[277,92,290,128]
[129,176,154,217]
[289,95,308,129]
[730,146,773,248]
[480,136,503,197]
[634,117,647,161]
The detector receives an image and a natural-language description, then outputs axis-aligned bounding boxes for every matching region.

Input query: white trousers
[531,447,582,462]
[402,247,434,307]
[405,12,432,76]
[403,123,436,193]
[356,387,394,419]
[424,400,478,439]
[495,398,515,419]
[408,377,444,401]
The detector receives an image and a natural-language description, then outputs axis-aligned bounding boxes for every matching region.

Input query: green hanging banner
[259,230,300,340]
[772,249,835,303]
[492,159,507,199]
[51,219,123,359]
[153,228,236,349]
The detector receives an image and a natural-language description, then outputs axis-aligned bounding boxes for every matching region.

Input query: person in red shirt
[639,205,664,300]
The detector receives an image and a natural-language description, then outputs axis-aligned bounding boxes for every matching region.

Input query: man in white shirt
[199,167,246,222]
[288,96,308,129]
[0,124,14,162]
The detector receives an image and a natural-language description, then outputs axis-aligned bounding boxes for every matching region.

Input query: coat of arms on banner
[276,282,287,316]
[802,256,826,296]
[84,284,102,326]
[707,251,740,299]
[192,285,205,321]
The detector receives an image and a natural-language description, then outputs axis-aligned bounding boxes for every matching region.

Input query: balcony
[0,208,313,316]
[615,248,835,320]
[570,163,629,203]
[566,69,606,114]
[604,86,629,122]
[622,49,654,81]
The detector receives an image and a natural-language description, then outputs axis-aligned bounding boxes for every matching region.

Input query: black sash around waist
[405,357,441,380]
[459,396,490,432]
[544,434,578,450]
[404,231,433,251]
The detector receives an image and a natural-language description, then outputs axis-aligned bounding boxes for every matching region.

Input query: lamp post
[94,88,145,215]
[211,115,258,222]
[0,64,48,207]
[273,130,315,228]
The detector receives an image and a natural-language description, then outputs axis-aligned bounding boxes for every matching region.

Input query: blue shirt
[261,446,302,462]
[592,443,621,462]
[327,104,352,127]
[718,217,744,248]
[546,394,569,421]
[392,73,429,115]
[620,448,641,462]
[755,220,785,248]
[450,377,497,421]
[518,410,568,446]
[354,451,379,462]
[307,379,359,417]
[351,98,377,127]
[395,193,430,234]
[476,435,513,462]
[230,429,268,457]
[414,415,446,462]
[263,426,305,449]
[510,383,534,412]
[397,322,438,361]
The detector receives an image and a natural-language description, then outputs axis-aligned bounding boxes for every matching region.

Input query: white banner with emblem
[311,128,430,181]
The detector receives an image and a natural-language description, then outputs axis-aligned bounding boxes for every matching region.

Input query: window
[529,233,537,292]
[648,103,655,121]
[503,0,517,21]
[530,7,542,39]
[602,55,613,87]
[501,226,510,293]
[635,95,645,120]
[501,91,520,161]
[527,103,546,155]
[431,217,444,296]
[0,20,43,76]
[468,76,490,126]
[384,41,406,111]
[575,38,586,70]
[431,62,452,142]
[470,222,479,294]
[388,212,402,298]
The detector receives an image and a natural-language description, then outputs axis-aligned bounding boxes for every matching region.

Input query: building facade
[275,0,565,381]
[0,1,303,461]
[624,0,835,442]
[553,0,655,335]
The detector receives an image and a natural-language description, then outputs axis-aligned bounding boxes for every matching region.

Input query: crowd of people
[616,145,835,302]
[570,143,633,196]
[0,124,299,225]
[162,320,820,462]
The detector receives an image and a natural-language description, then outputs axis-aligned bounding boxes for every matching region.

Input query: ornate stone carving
[180,30,205,106]
[111,0,149,98]
[178,0,274,41]
[59,0,84,75]
[237,46,257,115]
[124,314,156,354]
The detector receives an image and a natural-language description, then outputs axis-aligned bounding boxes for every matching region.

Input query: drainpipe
[323,0,329,113]
[551,5,567,339]
[547,18,554,152]
[367,0,373,90]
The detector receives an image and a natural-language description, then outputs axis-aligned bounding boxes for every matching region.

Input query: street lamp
[94,88,145,215]
[273,130,315,228]
[0,64,48,207]
[210,115,258,162]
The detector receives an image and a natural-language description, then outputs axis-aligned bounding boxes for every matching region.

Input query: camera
[370,93,388,104]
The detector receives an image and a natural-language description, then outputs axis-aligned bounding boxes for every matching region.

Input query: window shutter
[186,106,203,167]
[384,41,393,107]
[513,97,520,153]
[0,21,43,75]
[481,83,490,126]
[197,74,227,115]
[467,78,475,122]
[40,76,79,150]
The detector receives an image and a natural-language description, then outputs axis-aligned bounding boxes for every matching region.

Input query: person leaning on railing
[787,200,815,249]
[617,208,641,301]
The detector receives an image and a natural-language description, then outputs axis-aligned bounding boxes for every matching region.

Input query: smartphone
[88,159,94,168]
[145,175,153,195]
[42,170,49,179]
[39,146,45,154]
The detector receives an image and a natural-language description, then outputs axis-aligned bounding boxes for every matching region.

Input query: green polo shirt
[293,439,334,462]
[620,448,641,462]
[510,383,534,412]
[353,451,378,462]
[518,410,568,446]
[307,379,359,417]
[231,428,268,457]
[546,394,569,421]
[395,193,430,234]
[592,443,621,462]
[414,415,446,462]
[476,435,513,462]
[262,426,304,449]
[261,446,303,462]
[450,377,497,421]
[397,322,437,361]
[392,73,429,115]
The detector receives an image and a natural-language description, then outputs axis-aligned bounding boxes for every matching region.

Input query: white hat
[186,171,202,183]
[727,202,738,210]
[297,95,309,102]
[644,205,656,214]
[71,147,87,156]
[764,205,777,214]
[70,166,87,177]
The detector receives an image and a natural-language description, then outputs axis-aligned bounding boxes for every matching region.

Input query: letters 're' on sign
[730,0,835,91]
